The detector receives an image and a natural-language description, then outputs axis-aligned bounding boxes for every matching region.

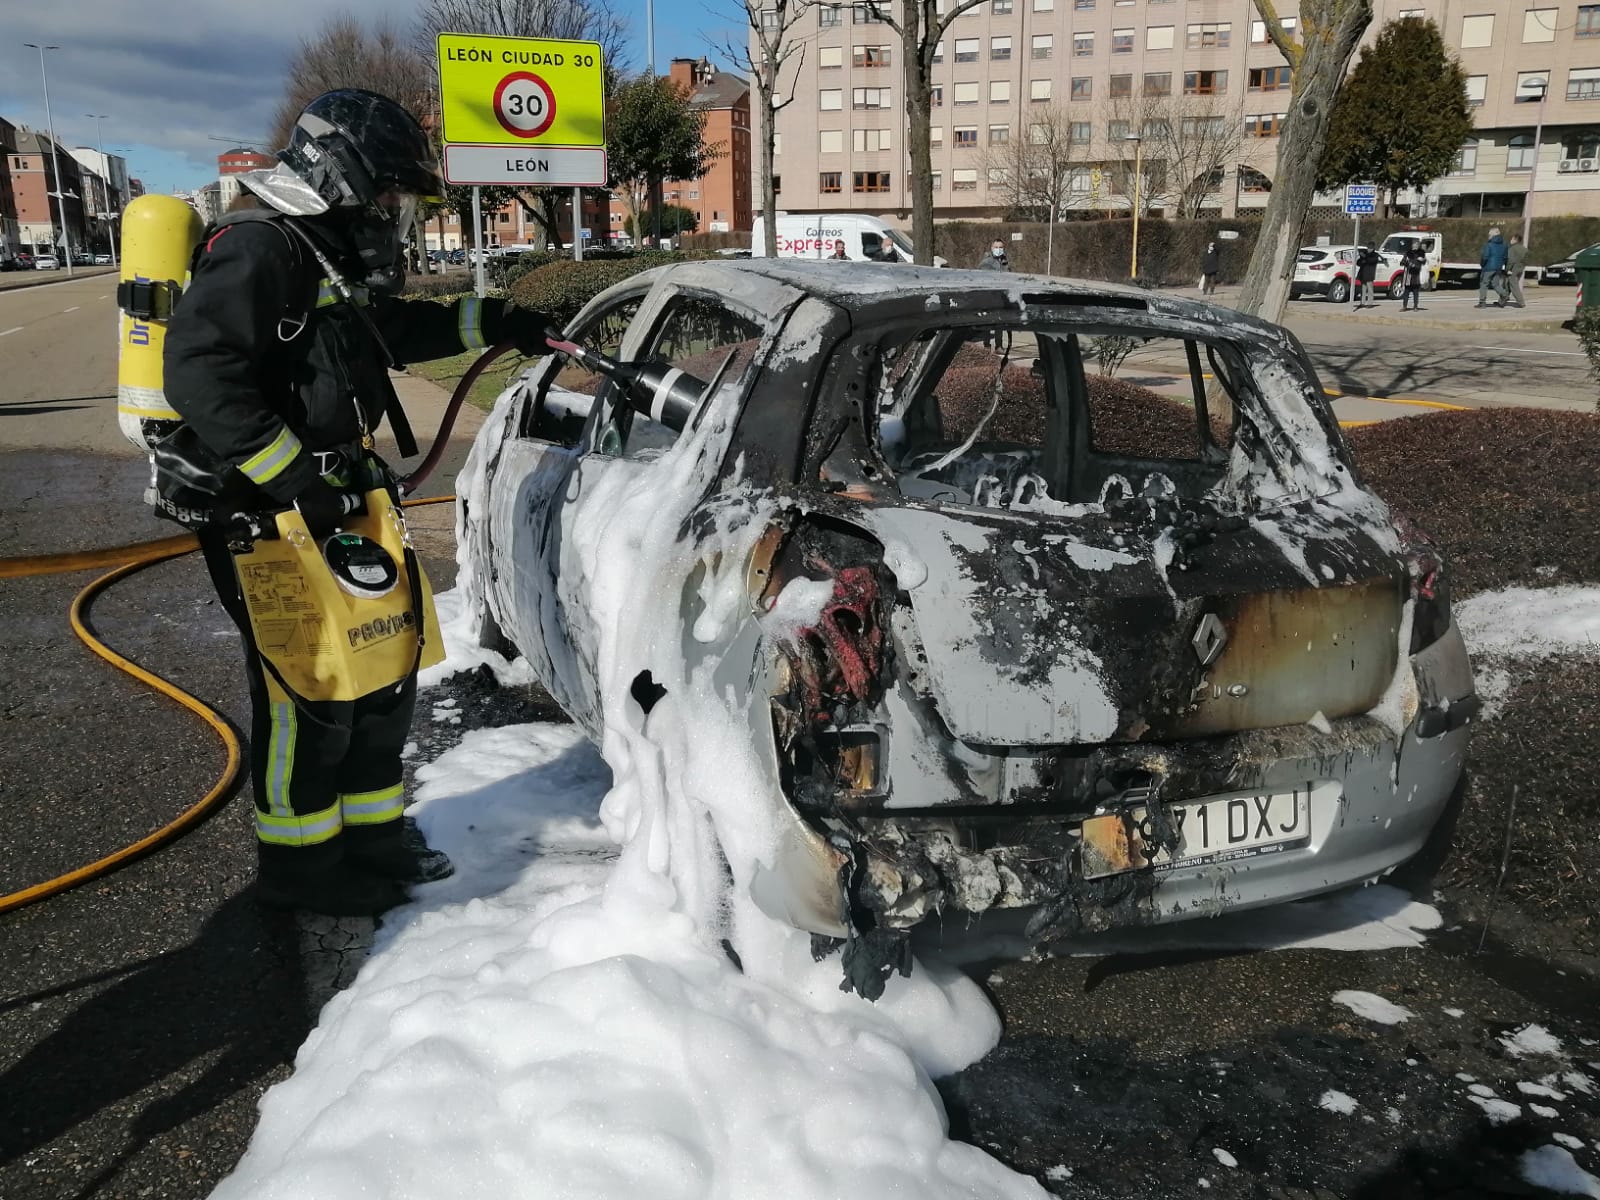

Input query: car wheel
[1328,278,1350,304]
[1388,275,1405,299]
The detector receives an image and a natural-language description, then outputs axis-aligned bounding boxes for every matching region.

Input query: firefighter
[164,89,557,916]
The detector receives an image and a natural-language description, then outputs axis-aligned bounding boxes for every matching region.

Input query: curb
[1309,308,1569,334]
[0,267,118,294]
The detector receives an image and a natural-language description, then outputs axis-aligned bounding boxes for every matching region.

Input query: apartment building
[762,0,1600,221]
[663,57,754,233]
[0,119,20,256]
[10,127,87,254]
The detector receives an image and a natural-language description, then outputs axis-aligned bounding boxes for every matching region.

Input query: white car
[1291,246,1405,303]
[33,254,59,270]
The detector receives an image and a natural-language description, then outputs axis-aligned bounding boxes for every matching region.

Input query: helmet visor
[376,190,420,232]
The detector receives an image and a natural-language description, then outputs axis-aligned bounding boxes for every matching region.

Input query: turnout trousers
[199,528,417,871]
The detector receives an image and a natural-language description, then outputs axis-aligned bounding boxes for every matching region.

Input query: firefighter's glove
[294,479,358,539]
[501,306,560,357]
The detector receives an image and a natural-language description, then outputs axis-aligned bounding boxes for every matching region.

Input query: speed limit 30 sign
[437,33,605,187]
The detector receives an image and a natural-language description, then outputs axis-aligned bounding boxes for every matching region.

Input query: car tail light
[1309,262,1332,271]
[1394,514,1451,653]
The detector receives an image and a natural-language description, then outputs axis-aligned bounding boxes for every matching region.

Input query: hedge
[506,250,714,326]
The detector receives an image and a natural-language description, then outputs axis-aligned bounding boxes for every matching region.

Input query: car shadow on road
[0,892,310,1197]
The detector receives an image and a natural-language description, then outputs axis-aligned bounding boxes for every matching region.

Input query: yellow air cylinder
[117,194,205,450]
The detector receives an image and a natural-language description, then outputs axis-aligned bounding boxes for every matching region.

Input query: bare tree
[413,0,627,68]
[1104,92,1246,219]
[716,1,808,257]
[269,16,430,151]
[851,0,990,263]
[979,104,1088,222]
[1235,0,1372,321]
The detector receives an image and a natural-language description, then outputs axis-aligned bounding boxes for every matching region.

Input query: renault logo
[1192,613,1228,667]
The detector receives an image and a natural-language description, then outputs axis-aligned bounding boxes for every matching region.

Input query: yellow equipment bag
[232,488,444,702]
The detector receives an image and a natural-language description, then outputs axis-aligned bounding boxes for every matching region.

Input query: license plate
[1079,785,1313,880]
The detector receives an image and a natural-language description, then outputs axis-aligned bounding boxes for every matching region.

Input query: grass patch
[406,348,535,412]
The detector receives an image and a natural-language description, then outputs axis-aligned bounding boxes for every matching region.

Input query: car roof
[639,259,1292,341]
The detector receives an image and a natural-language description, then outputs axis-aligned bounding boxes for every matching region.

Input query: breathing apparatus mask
[266,88,443,295]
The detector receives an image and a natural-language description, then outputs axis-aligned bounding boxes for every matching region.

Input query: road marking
[0,327,21,337]
[1479,345,1585,357]
[98,294,109,300]
[1322,388,1466,411]
[62,306,79,313]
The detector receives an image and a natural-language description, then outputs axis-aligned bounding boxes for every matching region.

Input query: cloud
[0,0,407,174]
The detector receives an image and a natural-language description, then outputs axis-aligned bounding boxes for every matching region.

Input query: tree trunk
[1235,0,1372,321]
[759,80,779,257]
[902,13,935,264]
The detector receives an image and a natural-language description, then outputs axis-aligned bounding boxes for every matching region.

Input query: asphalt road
[1,284,1595,1199]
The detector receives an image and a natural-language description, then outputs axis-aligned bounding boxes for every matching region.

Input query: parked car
[457,260,1477,996]
[1291,245,1405,303]
[0,253,16,272]
[92,253,113,265]
[33,254,59,270]
[13,252,35,270]
[1540,243,1599,285]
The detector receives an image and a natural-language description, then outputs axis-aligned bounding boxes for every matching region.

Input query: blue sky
[1,1,743,195]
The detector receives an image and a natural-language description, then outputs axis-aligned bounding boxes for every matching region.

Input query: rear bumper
[751,620,1475,940]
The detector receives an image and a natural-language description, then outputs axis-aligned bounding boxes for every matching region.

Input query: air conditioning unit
[1582,158,1598,171]
[1559,159,1579,172]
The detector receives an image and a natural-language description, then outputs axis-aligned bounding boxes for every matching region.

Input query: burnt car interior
[870,320,1264,513]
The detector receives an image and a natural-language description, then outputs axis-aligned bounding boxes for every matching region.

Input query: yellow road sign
[437,33,605,149]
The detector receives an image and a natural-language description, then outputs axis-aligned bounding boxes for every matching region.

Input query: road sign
[437,33,605,187]
[1345,184,1378,215]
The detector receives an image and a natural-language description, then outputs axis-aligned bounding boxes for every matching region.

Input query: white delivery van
[751,213,936,264]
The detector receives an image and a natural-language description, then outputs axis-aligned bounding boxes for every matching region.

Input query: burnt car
[456,260,1476,996]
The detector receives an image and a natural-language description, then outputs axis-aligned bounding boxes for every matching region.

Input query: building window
[1249,66,1291,91]
[953,168,979,190]
[1071,120,1092,141]
[1562,129,1600,157]
[1250,16,1297,42]
[1524,8,1557,42]
[771,175,781,194]
[1030,78,1053,101]
[1034,0,1054,11]
[819,46,844,68]
[932,85,945,106]
[852,86,893,107]
[933,39,945,62]
[1112,28,1134,52]
[759,7,779,29]
[953,81,980,104]
[955,125,979,146]
[992,35,1013,60]
[1569,67,1600,99]
[1109,73,1132,98]
[820,89,843,110]
[820,171,842,192]
[931,126,944,145]
[853,128,894,151]
[1032,33,1053,58]
[853,170,891,192]
[932,170,944,190]
[1465,75,1487,105]
[1238,166,1272,193]
[1184,69,1228,95]
[991,80,1012,103]
[1146,25,1175,50]
[1461,13,1494,46]
[1186,22,1231,49]
[1581,5,1600,35]
[1109,119,1131,141]
[1074,32,1095,55]
[988,167,1010,188]
[853,44,892,66]
[1508,133,1537,170]
[994,0,1014,11]
[1075,0,1094,8]
[1028,122,1049,143]
[1144,71,1172,96]
[820,129,844,152]
[820,3,842,25]
[1518,69,1551,100]
[1450,138,1479,176]
[1245,112,1285,137]
[773,133,782,154]
[955,37,980,61]
[989,123,1011,143]
[852,1,884,20]
[1071,76,1093,100]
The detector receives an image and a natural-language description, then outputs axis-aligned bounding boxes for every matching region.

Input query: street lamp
[23,42,74,277]
[1125,134,1144,279]
[1520,75,1550,250]
[87,113,119,267]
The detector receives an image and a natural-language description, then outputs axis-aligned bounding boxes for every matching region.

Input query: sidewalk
[1195,282,1575,333]
[0,266,117,292]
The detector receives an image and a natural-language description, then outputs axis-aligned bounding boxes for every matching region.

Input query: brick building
[218,147,275,175]
[10,127,87,255]
[761,0,1600,221]
[664,58,753,233]
[0,119,19,256]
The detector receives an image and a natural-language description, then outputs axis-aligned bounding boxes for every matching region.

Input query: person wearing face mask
[163,89,558,916]
[975,237,1011,349]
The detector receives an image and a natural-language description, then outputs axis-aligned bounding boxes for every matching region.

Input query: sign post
[437,32,607,275]
[1345,183,1377,250]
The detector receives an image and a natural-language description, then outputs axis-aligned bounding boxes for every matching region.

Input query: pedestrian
[1478,227,1509,307]
[1505,233,1528,308]
[1354,243,1381,308]
[1200,240,1221,295]
[1400,243,1427,311]
[163,90,557,916]
[977,237,1011,350]
[830,239,849,260]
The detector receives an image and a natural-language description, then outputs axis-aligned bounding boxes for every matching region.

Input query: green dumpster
[1575,244,1600,309]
